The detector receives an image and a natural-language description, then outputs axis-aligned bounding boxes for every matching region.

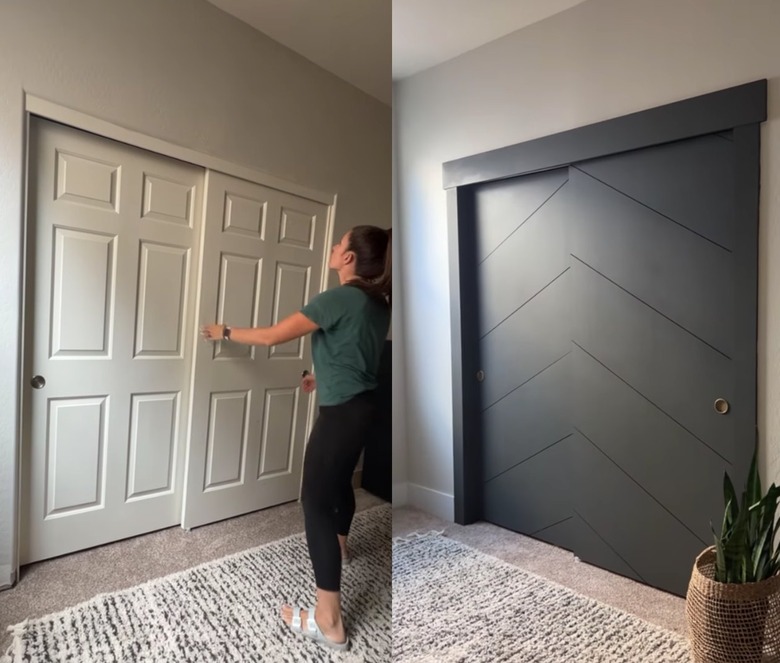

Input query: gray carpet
[392,505,687,637]
[2,505,391,663]
[392,531,692,663]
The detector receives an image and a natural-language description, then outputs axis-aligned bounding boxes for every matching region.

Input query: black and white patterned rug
[3,505,391,663]
[392,532,692,663]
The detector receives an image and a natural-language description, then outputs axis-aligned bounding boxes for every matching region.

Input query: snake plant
[712,449,780,583]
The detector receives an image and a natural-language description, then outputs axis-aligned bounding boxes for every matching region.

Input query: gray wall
[391,88,408,501]
[394,0,780,519]
[0,0,390,588]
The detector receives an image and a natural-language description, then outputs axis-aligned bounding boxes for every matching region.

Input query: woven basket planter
[686,546,780,663]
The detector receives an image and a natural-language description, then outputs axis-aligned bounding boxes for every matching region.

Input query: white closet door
[182,170,329,529]
[22,118,204,563]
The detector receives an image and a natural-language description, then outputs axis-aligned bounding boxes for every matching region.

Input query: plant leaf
[752,520,770,581]
[724,473,739,530]
[715,449,780,583]
[747,446,761,506]
[722,498,751,582]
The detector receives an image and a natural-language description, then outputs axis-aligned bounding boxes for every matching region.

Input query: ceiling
[207,0,588,106]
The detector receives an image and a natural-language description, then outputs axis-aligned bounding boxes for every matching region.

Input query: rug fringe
[7,620,28,635]
[2,619,28,663]
[392,529,445,543]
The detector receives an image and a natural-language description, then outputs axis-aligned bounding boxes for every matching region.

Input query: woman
[201,225,391,651]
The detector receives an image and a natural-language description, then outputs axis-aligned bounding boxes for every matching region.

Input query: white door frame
[15,93,336,582]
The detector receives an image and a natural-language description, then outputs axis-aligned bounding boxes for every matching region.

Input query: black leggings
[300,390,376,592]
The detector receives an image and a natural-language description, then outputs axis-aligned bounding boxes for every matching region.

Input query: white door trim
[24,94,335,206]
[15,93,337,584]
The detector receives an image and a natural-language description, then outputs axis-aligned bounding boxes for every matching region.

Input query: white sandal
[288,606,349,651]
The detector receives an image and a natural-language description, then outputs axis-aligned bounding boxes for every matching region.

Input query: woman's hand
[200,324,225,341]
[301,373,316,393]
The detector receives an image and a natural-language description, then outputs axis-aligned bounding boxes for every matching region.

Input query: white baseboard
[407,483,455,522]
[392,482,409,506]
[0,564,13,591]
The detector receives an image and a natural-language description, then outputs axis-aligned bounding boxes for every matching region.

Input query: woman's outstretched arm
[200,312,319,347]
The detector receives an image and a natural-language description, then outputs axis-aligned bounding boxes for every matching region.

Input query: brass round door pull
[714,398,730,415]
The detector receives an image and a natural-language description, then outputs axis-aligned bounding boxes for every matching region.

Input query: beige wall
[0,0,391,587]
[394,0,780,519]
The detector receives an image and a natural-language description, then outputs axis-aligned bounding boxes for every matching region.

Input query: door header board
[443,79,767,189]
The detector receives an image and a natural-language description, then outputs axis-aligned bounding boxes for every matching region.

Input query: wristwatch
[222,325,232,341]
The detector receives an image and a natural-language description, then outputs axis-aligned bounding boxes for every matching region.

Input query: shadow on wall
[361,340,392,501]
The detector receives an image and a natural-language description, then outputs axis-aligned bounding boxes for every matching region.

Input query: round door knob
[476,370,485,382]
[30,375,46,389]
[714,398,729,415]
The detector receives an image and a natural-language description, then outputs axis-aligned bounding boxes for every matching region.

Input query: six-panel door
[23,118,204,563]
[181,170,329,529]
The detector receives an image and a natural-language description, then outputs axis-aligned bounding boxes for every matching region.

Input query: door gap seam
[574,426,708,547]
[570,254,732,360]
[482,351,570,413]
[531,515,573,537]
[570,165,732,254]
[484,433,572,485]
[572,341,732,465]
[572,508,647,583]
[477,176,569,267]
[478,178,569,266]
[480,267,569,340]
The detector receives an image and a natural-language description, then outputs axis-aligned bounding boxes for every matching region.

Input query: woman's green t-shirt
[300,285,391,405]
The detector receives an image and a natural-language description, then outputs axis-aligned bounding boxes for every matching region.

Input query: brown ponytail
[346,225,392,305]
